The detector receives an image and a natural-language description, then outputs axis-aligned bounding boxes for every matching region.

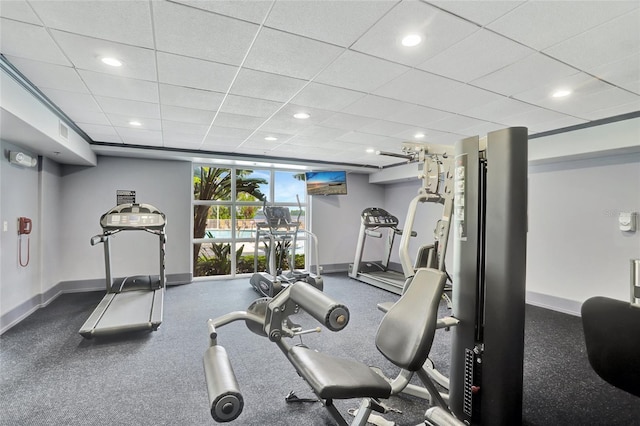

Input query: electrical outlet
[3,221,7,232]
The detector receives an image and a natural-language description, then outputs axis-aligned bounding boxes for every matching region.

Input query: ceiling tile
[161,105,216,125]
[265,0,396,47]
[487,1,638,51]
[427,114,491,133]
[297,125,348,140]
[106,113,162,131]
[162,132,205,149]
[6,56,88,93]
[429,1,524,26]
[0,18,70,65]
[502,107,585,132]
[115,127,163,146]
[162,120,210,136]
[158,84,225,111]
[171,0,272,24]
[512,73,615,108]
[357,120,415,138]
[41,88,100,113]
[94,96,161,119]
[243,28,344,80]
[386,104,455,127]
[229,68,307,102]
[319,112,379,131]
[219,95,283,118]
[590,53,640,95]
[157,52,238,93]
[470,53,579,96]
[462,97,538,123]
[544,9,640,71]
[78,123,121,140]
[392,127,452,142]
[529,116,589,134]
[65,110,111,127]
[50,30,157,81]
[336,131,394,145]
[78,70,158,103]
[0,1,41,24]
[341,95,414,120]
[351,0,479,66]
[290,83,365,111]
[548,87,640,120]
[314,50,410,92]
[153,1,258,66]
[586,99,640,121]
[29,0,154,48]
[206,126,254,140]
[417,29,534,83]
[213,112,266,130]
[374,69,462,106]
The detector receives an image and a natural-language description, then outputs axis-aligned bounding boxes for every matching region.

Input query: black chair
[581,296,640,398]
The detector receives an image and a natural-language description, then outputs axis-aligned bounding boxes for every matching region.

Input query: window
[192,165,308,278]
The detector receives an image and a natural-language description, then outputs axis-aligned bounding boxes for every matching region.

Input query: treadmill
[348,207,408,294]
[79,203,166,339]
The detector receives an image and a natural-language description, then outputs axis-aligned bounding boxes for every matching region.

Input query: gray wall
[311,172,384,272]
[527,153,640,313]
[1,141,42,315]
[59,156,192,283]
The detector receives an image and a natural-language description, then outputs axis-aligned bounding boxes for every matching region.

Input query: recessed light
[101,57,122,67]
[552,89,572,98]
[293,112,310,119]
[401,34,422,47]
[366,148,375,153]
[414,132,425,139]
[129,121,142,126]
[265,136,278,141]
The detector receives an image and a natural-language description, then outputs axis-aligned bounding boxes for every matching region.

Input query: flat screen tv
[305,171,347,196]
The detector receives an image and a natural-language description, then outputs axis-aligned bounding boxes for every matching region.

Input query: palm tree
[193,167,266,269]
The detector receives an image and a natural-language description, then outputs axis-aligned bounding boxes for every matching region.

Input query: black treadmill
[79,203,166,339]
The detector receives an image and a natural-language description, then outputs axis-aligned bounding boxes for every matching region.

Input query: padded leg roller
[289,282,349,331]
[203,346,244,422]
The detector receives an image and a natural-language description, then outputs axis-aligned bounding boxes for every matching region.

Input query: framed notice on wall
[116,190,136,205]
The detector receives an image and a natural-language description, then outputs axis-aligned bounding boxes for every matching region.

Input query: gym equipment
[349,144,455,295]
[202,127,528,426]
[250,196,322,297]
[581,297,640,398]
[203,269,449,425]
[444,127,528,426]
[79,203,166,339]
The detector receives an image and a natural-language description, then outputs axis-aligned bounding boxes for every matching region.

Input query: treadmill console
[100,203,166,230]
[361,207,399,228]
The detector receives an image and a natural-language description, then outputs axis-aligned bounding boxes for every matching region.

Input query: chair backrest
[375,267,447,371]
[581,296,640,398]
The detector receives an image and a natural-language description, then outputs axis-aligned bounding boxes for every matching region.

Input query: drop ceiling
[0,0,638,168]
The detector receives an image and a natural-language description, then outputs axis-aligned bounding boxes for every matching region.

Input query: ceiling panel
[0,18,70,65]
[50,30,157,81]
[351,0,479,66]
[417,29,534,83]
[6,56,88,93]
[265,0,396,47]
[28,0,154,48]
[1,0,637,167]
[487,1,638,51]
[153,1,258,66]
[243,28,344,80]
[78,70,158,103]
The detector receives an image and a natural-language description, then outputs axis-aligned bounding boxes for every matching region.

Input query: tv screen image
[305,171,347,196]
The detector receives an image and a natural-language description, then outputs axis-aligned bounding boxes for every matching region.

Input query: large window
[192,166,307,278]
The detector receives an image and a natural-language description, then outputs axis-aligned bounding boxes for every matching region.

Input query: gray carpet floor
[1,273,638,425]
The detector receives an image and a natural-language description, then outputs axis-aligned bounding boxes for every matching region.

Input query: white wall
[59,156,192,282]
[1,141,41,314]
[40,157,63,295]
[311,173,384,271]
[527,153,640,310]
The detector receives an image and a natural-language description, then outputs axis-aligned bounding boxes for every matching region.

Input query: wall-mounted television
[305,171,347,196]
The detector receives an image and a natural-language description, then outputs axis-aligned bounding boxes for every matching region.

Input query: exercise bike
[249,196,322,297]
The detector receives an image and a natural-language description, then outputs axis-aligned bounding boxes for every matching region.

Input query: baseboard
[526,291,582,317]
[0,272,193,335]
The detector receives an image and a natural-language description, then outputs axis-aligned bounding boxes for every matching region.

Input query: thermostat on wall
[619,212,637,232]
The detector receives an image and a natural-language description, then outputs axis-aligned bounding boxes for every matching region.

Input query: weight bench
[581,296,640,398]
[203,267,463,425]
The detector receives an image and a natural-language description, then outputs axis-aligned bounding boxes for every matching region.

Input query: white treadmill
[79,203,166,339]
